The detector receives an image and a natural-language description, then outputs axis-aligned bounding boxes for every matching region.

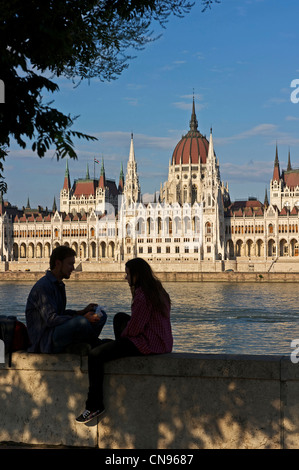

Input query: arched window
[205,222,212,234]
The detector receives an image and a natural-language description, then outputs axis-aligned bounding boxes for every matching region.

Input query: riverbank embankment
[1,352,298,449]
[1,271,299,282]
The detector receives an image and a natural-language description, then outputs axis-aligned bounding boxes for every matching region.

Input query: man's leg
[52,313,107,353]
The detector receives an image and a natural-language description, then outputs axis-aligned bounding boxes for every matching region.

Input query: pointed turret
[189,96,198,133]
[63,159,71,190]
[129,133,135,162]
[52,196,57,212]
[264,188,269,208]
[86,163,90,180]
[99,158,106,189]
[124,133,141,206]
[118,162,124,193]
[287,149,292,171]
[272,145,280,181]
[208,127,215,160]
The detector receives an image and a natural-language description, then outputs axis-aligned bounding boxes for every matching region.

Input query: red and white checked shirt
[121,287,173,355]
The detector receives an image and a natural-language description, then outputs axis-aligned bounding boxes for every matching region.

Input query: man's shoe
[75,408,105,424]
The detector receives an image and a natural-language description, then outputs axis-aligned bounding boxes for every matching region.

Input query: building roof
[282,169,299,189]
[73,179,97,197]
[171,98,209,166]
[225,199,265,217]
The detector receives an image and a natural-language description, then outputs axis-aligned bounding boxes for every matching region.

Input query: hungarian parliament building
[1,100,299,273]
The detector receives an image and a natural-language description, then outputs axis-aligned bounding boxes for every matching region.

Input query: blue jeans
[52,312,107,353]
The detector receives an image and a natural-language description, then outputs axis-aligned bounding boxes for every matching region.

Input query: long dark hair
[125,258,170,317]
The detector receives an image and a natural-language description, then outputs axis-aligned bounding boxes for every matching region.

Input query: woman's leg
[113,312,131,340]
[85,337,141,412]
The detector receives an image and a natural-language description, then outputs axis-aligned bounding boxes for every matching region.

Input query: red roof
[283,170,299,189]
[279,207,288,216]
[172,131,209,165]
[226,199,265,217]
[73,180,97,197]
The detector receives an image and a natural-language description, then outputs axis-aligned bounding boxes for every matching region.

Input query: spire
[208,127,214,159]
[264,187,269,208]
[124,133,141,206]
[189,96,198,132]
[287,149,292,171]
[26,197,31,209]
[272,145,280,181]
[86,163,90,179]
[52,196,57,212]
[118,162,124,193]
[63,159,71,190]
[129,133,135,162]
[99,158,106,189]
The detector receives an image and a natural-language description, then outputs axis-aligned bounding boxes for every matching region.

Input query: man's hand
[84,311,101,323]
[76,303,98,316]
[82,303,98,314]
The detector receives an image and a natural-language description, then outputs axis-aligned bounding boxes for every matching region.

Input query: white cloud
[173,93,205,111]
[215,124,278,145]
[285,115,299,121]
[221,160,273,183]
[99,131,176,151]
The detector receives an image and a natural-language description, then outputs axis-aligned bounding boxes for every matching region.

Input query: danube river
[1,280,298,356]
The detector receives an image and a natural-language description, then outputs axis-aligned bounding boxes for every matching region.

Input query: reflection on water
[1,280,298,355]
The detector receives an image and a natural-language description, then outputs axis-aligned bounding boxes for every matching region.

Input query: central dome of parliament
[171,99,209,166]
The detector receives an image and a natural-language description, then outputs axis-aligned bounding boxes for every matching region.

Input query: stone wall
[2,257,299,275]
[1,270,299,283]
[1,352,299,449]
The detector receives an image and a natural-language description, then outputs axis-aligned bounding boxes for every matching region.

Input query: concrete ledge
[1,352,298,449]
[1,271,299,282]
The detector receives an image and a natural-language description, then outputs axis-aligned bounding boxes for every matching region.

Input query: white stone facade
[1,101,299,272]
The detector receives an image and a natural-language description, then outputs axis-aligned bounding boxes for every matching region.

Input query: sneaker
[75,407,105,424]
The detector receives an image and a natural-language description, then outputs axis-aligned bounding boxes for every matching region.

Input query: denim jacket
[25,271,76,353]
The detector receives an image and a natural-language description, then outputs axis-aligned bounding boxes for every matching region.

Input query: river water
[1,280,298,356]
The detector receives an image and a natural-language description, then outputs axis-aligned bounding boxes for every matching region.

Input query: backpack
[0,315,30,367]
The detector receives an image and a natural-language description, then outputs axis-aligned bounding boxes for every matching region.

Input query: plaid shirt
[121,287,173,355]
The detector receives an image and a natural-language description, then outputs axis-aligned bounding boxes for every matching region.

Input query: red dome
[172,99,209,165]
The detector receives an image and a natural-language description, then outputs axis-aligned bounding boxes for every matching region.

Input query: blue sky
[4,0,299,209]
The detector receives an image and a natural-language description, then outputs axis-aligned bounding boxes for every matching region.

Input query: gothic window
[176,184,181,204]
[157,217,162,235]
[205,222,212,234]
[183,186,188,203]
[192,185,197,204]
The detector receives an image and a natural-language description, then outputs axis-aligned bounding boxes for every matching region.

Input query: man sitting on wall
[25,246,107,353]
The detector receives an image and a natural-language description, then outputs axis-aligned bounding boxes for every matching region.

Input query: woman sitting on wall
[76,257,173,423]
